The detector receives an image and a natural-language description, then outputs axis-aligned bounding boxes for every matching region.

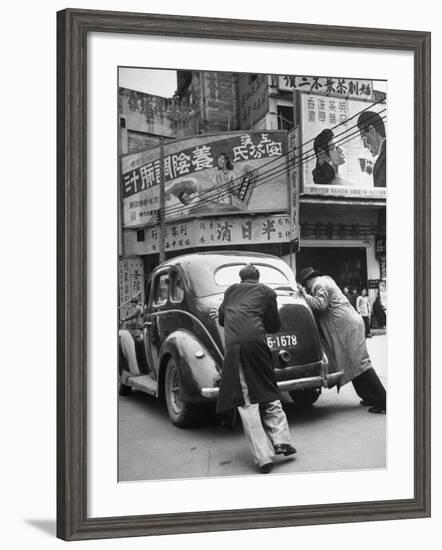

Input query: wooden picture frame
[57,8,431,541]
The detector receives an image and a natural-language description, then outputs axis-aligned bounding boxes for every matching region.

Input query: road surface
[118,334,387,481]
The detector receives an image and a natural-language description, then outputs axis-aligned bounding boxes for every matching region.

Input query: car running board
[122,372,158,396]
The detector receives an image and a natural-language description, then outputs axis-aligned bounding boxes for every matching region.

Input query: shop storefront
[298,202,386,310]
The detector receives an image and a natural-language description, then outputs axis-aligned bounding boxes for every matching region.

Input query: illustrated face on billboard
[121,131,288,227]
[300,93,387,198]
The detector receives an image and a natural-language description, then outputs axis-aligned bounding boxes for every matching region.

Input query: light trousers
[237,364,293,467]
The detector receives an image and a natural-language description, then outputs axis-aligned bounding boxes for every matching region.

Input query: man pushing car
[210,264,296,474]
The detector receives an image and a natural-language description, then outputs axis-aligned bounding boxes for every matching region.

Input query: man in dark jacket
[357,111,386,188]
[210,264,296,474]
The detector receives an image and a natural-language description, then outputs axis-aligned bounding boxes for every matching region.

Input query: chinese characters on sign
[122,133,284,198]
[122,146,216,198]
[143,215,292,254]
[121,131,288,227]
[144,222,196,254]
[287,126,300,245]
[305,95,349,126]
[277,76,374,100]
[231,133,283,162]
[118,257,145,320]
[238,74,269,128]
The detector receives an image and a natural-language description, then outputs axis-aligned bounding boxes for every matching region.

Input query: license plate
[266,333,298,350]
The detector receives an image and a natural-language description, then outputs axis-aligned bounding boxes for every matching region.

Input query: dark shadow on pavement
[120,389,166,415]
[119,390,217,428]
[25,519,56,536]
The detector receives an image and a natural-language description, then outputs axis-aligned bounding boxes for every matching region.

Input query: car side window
[170,270,184,303]
[153,273,169,306]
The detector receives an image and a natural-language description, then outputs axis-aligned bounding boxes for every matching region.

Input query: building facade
[234,72,387,305]
[119,71,387,313]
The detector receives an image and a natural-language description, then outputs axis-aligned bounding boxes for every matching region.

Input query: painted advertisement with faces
[299,92,387,199]
[121,131,289,228]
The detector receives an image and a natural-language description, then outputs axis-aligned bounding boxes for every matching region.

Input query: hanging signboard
[238,74,269,128]
[298,92,387,199]
[121,131,289,227]
[142,214,292,254]
[118,257,145,320]
[276,75,374,100]
[287,126,300,249]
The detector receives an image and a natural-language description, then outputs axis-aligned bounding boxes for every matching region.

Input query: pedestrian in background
[349,286,358,310]
[356,288,372,338]
[122,294,144,336]
[120,294,149,375]
[373,291,386,329]
[343,285,352,303]
[210,264,296,474]
[297,267,386,414]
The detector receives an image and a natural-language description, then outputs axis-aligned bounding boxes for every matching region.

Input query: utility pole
[159,138,166,263]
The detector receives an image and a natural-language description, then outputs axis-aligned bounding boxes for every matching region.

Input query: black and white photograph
[117,67,388,481]
[1,0,437,546]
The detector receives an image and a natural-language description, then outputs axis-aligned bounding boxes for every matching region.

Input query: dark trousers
[362,316,371,337]
[352,367,386,408]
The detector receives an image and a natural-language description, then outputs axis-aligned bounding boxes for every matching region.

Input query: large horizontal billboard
[299,93,387,199]
[138,214,292,254]
[121,131,289,227]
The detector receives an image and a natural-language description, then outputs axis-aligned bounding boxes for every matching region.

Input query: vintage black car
[119,251,343,427]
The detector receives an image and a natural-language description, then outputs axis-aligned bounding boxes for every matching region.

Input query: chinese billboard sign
[121,131,288,228]
[238,74,269,128]
[299,93,387,199]
[118,257,145,320]
[277,75,374,100]
[142,214,292,254]
[287,126,300,246]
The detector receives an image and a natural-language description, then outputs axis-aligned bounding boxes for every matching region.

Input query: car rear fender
[159,329,221,403]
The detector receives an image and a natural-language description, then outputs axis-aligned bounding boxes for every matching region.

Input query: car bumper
[200,369,344,399]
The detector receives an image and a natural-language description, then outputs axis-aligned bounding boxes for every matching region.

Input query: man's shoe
[368,406,386,414]
[259,462,273,474]
[360,400,372,407]
[274,444,297,456]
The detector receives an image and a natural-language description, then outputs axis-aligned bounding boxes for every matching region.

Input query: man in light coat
[298,267,386,414]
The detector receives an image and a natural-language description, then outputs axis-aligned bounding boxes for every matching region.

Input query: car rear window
[181,258,294,298]
[214,264,288,289]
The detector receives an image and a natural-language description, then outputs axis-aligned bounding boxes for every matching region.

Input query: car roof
[160,251,287,268]
[150,251,297,296]
[156,251,296,281]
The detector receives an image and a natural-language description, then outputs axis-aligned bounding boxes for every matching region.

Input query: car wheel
[118,382,132,396]
[289,388,321,410]
[164,358,199,428]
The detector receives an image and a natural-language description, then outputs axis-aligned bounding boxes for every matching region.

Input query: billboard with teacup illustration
[298,92,386,199]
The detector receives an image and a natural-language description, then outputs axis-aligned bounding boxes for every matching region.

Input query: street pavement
[118,334,387,481]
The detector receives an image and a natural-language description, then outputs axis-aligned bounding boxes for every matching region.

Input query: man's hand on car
[209,306,219,319]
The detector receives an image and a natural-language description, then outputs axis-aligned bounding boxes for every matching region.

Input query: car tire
[289,388,321,410]
[118,382,132,396]
[164,358,200,428]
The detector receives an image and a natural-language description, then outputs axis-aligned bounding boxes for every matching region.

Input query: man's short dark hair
[357,111,386,138]
[239,264,260,281]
